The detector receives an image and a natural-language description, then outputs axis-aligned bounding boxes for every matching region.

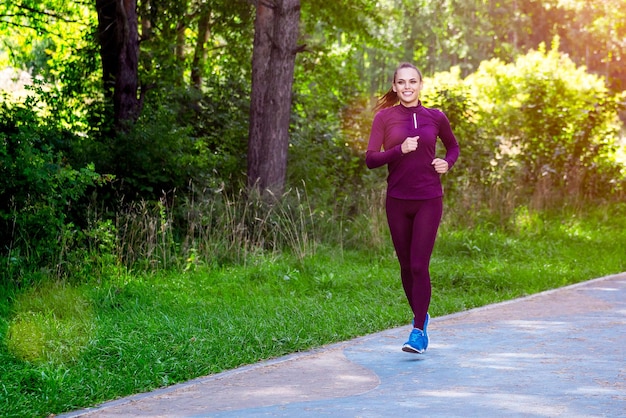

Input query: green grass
[1,205,625,417]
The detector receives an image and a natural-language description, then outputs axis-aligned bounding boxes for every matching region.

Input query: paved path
[62,273,626,417]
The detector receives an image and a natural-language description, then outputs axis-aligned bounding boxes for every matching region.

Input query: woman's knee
[410,263,429,279]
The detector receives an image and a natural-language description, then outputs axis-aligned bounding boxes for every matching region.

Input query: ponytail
[374,88,398,113]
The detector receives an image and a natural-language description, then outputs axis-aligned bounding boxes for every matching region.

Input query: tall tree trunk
[95,0,141,130]
[247,0,301,196]
[95,0,117,98]
[176,21,186,63]
[191,7,211,90]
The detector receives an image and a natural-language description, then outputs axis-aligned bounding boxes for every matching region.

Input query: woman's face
[392,67,422,107]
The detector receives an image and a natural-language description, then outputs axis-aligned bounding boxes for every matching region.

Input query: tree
[95,0,142,130]
[247,0,301,196]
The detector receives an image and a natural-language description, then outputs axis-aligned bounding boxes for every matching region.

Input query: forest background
[1,0,625,281]
[1,0,626,416]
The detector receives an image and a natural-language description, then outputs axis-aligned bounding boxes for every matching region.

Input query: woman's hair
[374,62,423,112]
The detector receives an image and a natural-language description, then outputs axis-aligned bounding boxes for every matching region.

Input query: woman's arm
[437,112,460,169]
[365,111,405,169]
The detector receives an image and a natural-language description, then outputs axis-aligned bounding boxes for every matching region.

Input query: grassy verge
[1,205,625,417]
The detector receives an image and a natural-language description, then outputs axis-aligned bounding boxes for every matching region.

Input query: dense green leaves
[0,99,103,278]
[467,43,623,203]
[0,0,625,281]
[0,1,95,77]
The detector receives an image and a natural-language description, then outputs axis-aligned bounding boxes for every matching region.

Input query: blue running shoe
[404,313,430,353]
[402,328,426,353]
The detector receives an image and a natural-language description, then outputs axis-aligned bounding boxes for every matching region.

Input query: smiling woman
[365,62,460,354]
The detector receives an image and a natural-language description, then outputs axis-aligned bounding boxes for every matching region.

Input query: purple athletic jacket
[366,102,460,200]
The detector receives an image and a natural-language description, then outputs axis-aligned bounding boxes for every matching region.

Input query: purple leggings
[386,195,443,330]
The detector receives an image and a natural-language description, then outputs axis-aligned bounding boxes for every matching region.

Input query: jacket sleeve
[365,111,403,169]
[437,112,460,168]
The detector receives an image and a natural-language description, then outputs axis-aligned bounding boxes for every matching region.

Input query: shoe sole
[402,344,425,354]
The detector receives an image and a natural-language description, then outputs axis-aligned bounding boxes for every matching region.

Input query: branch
[0,18,83,40]
[294,43,307,54]
[15,4,83,24]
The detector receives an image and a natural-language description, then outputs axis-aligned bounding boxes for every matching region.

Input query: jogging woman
[365,62,460,353]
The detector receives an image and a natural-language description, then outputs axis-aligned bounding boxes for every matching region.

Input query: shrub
[0,98,103,283]
[466,41,625,207]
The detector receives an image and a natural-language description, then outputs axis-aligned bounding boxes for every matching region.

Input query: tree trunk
[247,0,301,196]
[95,0,141,130]
[95,0,117,98]
[191,7,211,90]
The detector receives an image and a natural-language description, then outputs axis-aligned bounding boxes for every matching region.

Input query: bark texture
[95,0,141,130]
[247,0,301,196]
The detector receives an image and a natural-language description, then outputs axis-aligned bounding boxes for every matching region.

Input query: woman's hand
[401,136,419,154]
[431,158,449,174]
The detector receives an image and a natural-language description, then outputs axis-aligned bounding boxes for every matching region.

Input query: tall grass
[109,186,324,274]
[81,183,391,278]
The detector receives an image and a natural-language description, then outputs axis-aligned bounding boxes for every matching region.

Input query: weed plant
[1,193,625,417]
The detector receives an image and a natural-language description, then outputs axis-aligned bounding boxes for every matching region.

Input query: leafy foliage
[0,0,625,280]
[466,42,624,206]
[0,99,103,281]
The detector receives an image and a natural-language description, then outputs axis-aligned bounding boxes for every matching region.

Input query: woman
[366,62,460,353]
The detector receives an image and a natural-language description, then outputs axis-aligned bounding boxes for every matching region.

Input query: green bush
[288,49,374,208]
[85,78,251,202]
[0,98,103,283]
[466,41,625,207]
